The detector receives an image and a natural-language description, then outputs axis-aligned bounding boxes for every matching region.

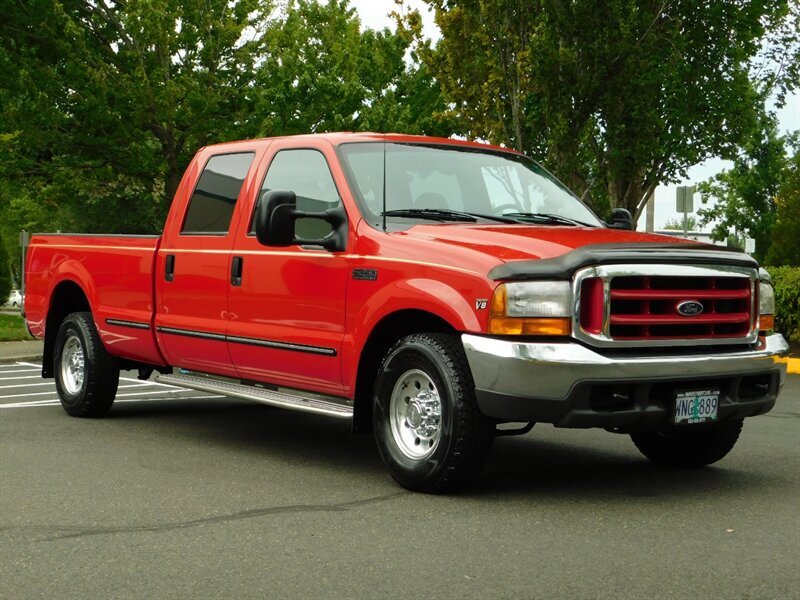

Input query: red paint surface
[25,133,699,398]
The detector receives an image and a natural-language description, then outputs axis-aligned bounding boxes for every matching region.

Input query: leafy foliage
[697,115,789,262]
[767,267,800,344]
[765,138,800,266]
[0,0,451,239]
[0,0,271,234]
[663,216,698,232]
[417,0,798,221]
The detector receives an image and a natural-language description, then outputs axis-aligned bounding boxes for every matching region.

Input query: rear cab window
[182,152,256,235]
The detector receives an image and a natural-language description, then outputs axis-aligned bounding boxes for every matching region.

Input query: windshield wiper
[382,209,518,224]
[501,212,594,227]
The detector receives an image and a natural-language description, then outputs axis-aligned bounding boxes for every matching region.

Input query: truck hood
[392,224,700,262]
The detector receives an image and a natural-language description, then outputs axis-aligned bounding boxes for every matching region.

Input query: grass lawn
[0,313,33,342]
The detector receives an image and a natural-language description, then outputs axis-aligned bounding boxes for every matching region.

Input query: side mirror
[255,190,296,246]
[607,208,633,231]
[254,190,348,251]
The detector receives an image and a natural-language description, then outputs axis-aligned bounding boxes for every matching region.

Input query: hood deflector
[488,243,758,281]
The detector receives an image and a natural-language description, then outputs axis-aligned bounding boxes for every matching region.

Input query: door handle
[231,256,243,286]
[165,254,175,282]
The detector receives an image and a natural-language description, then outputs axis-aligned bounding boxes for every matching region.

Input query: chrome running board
[155,373,353,419]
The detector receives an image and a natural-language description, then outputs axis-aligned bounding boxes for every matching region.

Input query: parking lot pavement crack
[4,491,408,543]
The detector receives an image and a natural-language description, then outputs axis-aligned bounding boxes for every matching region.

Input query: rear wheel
[630,420,744,467]
[373,333,495,493]
[54,312,119,417]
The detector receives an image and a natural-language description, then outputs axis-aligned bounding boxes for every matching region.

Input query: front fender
[341,275,492,394]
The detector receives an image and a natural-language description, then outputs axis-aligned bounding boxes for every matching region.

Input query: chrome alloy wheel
[389,369,442,460]
[60,335,86,395]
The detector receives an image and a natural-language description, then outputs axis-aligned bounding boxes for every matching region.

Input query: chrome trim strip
[105,318,151,330]
[156,327,336,356]
[571,263,759,348]
[463,333,789,401]
[157,326,226,341]
[226,334,337,356]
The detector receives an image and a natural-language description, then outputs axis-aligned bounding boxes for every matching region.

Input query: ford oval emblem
[677,300,704,317]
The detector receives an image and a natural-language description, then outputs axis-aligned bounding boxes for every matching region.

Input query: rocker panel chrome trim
[156,326,336,356]
[155,373,353,418]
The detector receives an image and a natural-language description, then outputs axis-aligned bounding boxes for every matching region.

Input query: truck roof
[201,132,523,156]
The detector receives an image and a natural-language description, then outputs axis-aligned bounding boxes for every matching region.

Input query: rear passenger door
[227,140,349,396]
[155,150,258,377]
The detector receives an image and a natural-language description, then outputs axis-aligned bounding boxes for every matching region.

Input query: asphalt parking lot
[1,361,798,599]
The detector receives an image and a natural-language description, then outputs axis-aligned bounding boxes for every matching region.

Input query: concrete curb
[775,356,800,375]
[0,340,44,362]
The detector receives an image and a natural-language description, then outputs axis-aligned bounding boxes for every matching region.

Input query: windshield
[338,142,602,228]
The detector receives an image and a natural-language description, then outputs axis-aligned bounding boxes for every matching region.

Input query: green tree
[663,216,699,232]
[416,0,798,221]
[765,139,800,266]
[697,116,789,262]
[0,0,272,234]
[253,0,452,137]
[0,0,450,238]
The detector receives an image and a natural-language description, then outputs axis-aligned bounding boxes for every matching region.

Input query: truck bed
[25,234,165,366]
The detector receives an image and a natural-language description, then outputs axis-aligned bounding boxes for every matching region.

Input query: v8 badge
[475,299,488,310]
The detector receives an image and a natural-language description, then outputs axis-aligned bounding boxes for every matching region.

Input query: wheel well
[42,281,91,377]
[352,310,456,434]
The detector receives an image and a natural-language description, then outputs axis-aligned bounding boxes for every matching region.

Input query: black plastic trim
[156,326,336,356]
[488,243,758,281]
[475,371,780,430]
[105,318,151,331]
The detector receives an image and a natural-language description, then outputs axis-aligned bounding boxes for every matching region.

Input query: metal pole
[683,209,687,238]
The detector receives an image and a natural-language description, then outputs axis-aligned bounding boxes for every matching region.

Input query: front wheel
[630,420,744,467]
[372,333,495,493]
[54,312,120,417]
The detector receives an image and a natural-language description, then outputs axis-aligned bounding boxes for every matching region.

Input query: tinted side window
[255,149,340,239]
[182,153,255,234]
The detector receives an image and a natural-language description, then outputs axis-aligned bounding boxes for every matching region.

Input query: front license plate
[673,389,720,425]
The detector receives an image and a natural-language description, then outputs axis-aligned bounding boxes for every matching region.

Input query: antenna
[382,139,387,232]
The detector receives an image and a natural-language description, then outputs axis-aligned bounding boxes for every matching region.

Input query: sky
[347,0,800,230]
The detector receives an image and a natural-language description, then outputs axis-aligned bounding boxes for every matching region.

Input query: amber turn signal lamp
[758,314,775,332]
[488,284,572,336]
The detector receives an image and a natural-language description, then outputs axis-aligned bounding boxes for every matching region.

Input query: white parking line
[0,369,40,374]
[0,390,63,399]
[14,362,180,390]
[119,376,179,389]
[0,395,226,409]
[113,389,199,398]
[0,375,44,381]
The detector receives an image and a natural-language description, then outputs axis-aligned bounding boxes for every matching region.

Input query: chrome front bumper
[462,333,788,428]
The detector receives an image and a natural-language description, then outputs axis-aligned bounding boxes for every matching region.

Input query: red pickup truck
[24,133,788,492]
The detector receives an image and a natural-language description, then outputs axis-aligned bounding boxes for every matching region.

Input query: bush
[0,231,12,303]
[766,266,800,344]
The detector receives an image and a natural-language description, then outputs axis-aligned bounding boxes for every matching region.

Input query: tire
[630,420,744,467]
[53,312,119,417]
[372,333,495,493]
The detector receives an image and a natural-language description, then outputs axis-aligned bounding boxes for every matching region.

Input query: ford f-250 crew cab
[24,133,788,492]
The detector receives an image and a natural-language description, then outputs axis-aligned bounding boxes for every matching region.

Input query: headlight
[758,280,775,331]
[489,282,572,335]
